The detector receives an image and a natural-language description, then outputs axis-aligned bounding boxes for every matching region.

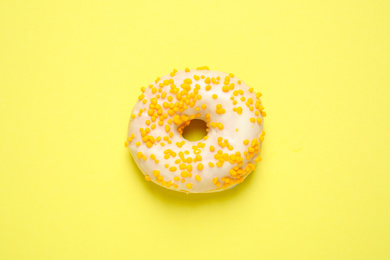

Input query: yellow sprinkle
[255,156,262,162]
[124,141,129,147]
[186,183,193,189]
[152,170,160,177]
[185,67,190,72]
[236,107,243,114]
[174,176,180,181]
[145,175,151,181]
[195,175,201,181]
[197,163,204,170]
[212,94,218,99]
[212,177,218,184]
[184,78,192,84]
[208,162,215,167]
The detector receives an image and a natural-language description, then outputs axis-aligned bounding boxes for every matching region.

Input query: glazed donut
[125,67,266,193]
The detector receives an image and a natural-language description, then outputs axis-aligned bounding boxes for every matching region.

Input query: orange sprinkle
[184,78,192,84]
[197,163,204,170]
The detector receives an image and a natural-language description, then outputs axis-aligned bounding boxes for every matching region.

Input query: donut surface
[125,67,266,193]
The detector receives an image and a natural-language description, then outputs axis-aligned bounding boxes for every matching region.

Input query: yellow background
[1,0,389,259]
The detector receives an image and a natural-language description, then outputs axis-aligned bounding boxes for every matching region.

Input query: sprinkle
[184,78,192,84]
[169,167,177,172]
[197,163,204,170]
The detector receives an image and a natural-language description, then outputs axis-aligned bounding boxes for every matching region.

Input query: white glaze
[127,69,264,193]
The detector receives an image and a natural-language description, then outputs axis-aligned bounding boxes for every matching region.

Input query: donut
[125,67,266,193]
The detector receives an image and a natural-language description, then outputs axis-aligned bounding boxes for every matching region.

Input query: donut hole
[181,119,208,141]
